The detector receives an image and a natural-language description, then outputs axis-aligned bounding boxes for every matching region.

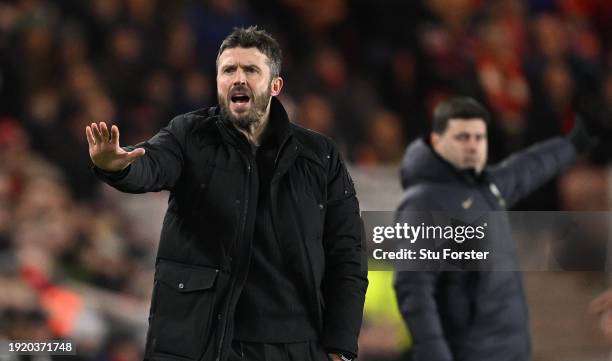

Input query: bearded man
[86,26,367,361]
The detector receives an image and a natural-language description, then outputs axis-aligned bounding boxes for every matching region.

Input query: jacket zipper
[215,121,255,361]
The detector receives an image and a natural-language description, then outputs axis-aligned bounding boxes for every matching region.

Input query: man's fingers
[100,122,110,142]
[590,291,612,314]
[91,123,103,143]
[126,147,146,161]
[589,297,603,313]
[591,298,612,314]
[85,126,96,146]
[110,125,120,145]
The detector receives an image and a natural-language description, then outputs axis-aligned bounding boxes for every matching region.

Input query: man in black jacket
[394,97,594,361]
[85,26,367,361]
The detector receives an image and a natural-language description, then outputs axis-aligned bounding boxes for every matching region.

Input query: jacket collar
[428,140,487,185]
[267,96,293,146]
[401,137,489,189]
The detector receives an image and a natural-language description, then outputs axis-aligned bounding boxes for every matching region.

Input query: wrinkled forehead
[445,118,487,135]
[217,47,270,70]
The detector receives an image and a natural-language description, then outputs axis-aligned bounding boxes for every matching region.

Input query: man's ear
[430,132,440,147]
[270,77,283,96]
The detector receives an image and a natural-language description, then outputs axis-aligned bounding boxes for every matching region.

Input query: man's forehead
[446,118,487,133]
[218,47,268,66]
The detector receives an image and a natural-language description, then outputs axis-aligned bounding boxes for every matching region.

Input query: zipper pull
[489,182,507,208]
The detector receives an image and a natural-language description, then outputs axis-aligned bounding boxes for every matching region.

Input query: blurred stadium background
[0,0,611,360]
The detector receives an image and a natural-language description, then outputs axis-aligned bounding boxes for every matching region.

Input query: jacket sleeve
[93,115,186,193]
[320,142,368,357]
[393,199,454,361]
[488,137,576,208]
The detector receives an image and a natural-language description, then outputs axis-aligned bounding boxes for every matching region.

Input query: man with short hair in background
[394,97,596,361]
[86,26,367,361]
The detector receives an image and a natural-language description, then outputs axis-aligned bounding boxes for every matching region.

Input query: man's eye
[224,68,235,74]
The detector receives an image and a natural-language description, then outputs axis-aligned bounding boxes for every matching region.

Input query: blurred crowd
[0,0,611,360]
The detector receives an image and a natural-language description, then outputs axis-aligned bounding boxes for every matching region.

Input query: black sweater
[233,121,317,342]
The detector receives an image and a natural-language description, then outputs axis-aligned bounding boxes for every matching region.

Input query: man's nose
[233,69,247,85]
[465,139,478,152]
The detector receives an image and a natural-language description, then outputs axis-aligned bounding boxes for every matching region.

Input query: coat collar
[401,137,489,188]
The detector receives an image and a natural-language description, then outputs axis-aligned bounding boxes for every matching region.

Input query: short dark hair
[432,97,490,133]
[216,26,282,78]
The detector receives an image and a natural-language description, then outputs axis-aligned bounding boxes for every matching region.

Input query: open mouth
[230,94,250,104]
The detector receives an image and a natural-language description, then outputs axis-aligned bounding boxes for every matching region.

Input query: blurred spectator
[186,0,251,69]
[296,93,335,136]
[165,21,198,73]
[548,164,609,270]
[475,16,530,141]
[356,111,406,165]
[294,46,380,159]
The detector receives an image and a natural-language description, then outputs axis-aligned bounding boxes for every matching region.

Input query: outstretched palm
[85,122,145,172]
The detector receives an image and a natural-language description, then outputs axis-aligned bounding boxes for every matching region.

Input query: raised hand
[590,289,612,344]
[85,122,145,172]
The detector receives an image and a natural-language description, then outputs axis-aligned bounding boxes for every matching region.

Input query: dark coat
[394,137,576,361]
[95,98,367,361]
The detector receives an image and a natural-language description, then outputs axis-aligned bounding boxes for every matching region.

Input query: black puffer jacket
[394,137,576,361]
[94,97,367,361]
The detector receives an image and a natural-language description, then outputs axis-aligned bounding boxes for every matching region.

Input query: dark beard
[218,88,271,131]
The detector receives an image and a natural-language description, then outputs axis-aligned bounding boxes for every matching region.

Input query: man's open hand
[85,122,145,172]
[590,289,612,344]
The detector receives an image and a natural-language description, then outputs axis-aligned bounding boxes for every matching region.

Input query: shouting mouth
[229,90,251,113]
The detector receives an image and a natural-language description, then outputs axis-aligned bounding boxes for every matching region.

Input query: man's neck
[238,114,268,146]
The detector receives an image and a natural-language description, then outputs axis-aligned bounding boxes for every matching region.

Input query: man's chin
[229,110,246,119]
[460,162,484,173]
[229,103,251,115]
[229,112,260,130]
[470,165,485,174]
